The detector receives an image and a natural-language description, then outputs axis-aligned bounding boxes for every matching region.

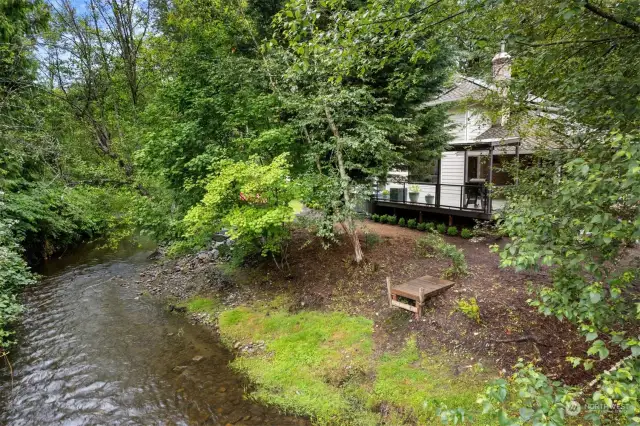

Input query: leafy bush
[456,298,480,323]
[398,217,406,227]
[184,154,296,261]
[461,228,473,239]
[425,222,435,232]
[416,234,468,279]
[364,231,381,248]
[407,219,417,229]
[477,361,582,425]
[417,222,426,231]
[379,214,389,224]
[447,226,458,236]
[371,214,380,222]
[0,214,36,349]
[436,223,446,234]
[387,215,397,225]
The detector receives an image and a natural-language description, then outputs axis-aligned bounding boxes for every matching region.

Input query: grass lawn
[215,302,495,425]
[176,295,222,316]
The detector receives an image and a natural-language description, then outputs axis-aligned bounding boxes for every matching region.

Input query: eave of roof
[422,76,495,107]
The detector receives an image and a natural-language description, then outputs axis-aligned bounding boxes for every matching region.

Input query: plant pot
[381,194,390,201]
[425,194,435,205]
[409,192,419,203]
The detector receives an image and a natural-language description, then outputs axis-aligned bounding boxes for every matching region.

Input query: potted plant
[380,189,390,200]
[425,193,435,205]
[408,185,420,203]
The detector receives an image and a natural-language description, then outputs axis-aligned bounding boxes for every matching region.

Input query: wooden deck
[386,275,455,318]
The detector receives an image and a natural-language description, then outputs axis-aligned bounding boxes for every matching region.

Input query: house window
[467,154,532,185]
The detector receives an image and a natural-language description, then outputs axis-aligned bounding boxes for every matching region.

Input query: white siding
[440,152,465,208]
[448,112,468,144]
[466,110,491,141]
[447,109,491,145]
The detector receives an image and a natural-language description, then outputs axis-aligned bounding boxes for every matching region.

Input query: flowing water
[0,243,305,425]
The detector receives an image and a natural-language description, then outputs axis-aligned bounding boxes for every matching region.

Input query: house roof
[423,76,494,106]
[475,125,519,141]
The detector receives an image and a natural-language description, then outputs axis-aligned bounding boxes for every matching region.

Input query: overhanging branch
[583,2,640,33]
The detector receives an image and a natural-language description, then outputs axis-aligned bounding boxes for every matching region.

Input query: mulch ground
[142,220,604,386]
[232,221,597,385]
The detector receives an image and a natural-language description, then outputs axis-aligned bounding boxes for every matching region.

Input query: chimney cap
[492,40,511,63]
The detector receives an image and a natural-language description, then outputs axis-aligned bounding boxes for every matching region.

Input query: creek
[0,243,304,425]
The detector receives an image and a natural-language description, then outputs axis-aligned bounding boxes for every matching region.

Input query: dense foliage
[1,0,639,423]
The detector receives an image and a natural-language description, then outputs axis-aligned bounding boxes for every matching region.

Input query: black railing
[374,182,504,214]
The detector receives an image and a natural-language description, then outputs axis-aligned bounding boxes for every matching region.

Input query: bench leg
[416,287,425,319]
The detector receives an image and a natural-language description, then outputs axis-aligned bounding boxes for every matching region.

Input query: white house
[374,45,539,220]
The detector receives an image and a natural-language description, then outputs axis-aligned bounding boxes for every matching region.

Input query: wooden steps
[386,275,455,318]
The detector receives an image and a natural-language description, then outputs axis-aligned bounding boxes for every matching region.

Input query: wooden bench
[386,275,455,318]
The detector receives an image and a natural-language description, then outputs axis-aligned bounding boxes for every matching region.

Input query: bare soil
[140,220,605,386]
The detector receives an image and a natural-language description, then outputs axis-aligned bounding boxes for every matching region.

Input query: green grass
[218,306,494,425]
[177,295,222,316]
[220,307,376,424]
[370,337,492,424]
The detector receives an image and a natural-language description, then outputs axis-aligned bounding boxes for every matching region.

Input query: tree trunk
[324,105,364,263]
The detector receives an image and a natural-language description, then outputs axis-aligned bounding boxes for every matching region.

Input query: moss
[177,295,222,316]
[218,307,494,425]
[371,337,492,423]
[219,307,376,424]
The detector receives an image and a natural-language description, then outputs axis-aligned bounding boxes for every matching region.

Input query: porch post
[436,157,442,207]
[463,149,468,210]
[486,146,494,214]
[515,144,520,185]
[463,149,468,183]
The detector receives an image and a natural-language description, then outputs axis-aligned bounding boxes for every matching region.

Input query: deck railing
[374,182,506,214]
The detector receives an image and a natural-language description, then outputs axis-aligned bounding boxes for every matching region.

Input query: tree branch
[513,35,637,48]
[357,0,445,26]
[583,2,640,33]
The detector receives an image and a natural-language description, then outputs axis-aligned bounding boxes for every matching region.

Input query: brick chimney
[492,41,511,82]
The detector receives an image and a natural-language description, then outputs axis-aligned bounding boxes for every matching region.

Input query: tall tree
[462,1,640,423]
[273,0,454,262]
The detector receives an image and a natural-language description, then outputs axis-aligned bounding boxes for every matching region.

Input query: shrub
[436,223,446,234]
[416,234,468,279]
[0,217,36,348]
[416,223,426,231]
[371,214,380,222]
[461,228,473,239]
[380,214,389,224]
[364,231,381,248]
[407,219,417,229]
[457,297,480,323]
[184,154,295,260]
[425,222,435,232]
[387,215,397,225]
[447,226,458,236]
[398,218,406,227]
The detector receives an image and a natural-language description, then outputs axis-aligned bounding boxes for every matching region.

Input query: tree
[273,0,454,262]
[183,154,296,267]
[460,1,640,423]
[42,0,151,175]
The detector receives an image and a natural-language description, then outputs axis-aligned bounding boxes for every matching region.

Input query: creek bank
[134,222,600,423]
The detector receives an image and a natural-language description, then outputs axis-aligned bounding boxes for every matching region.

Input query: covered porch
[372,140,529,220]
